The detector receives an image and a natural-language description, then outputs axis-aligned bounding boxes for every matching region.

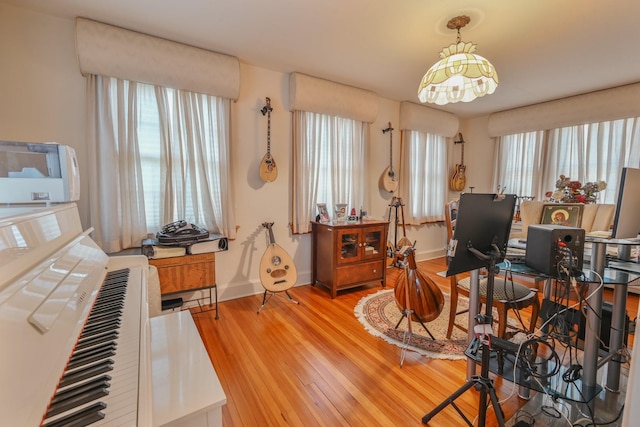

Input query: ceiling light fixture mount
[417,15,498,105]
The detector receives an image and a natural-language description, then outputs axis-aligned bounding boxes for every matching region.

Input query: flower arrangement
[546,175,607,204]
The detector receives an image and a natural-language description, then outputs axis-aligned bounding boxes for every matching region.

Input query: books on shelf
[150,245,186,259]
[142,233,228,257]
[188,237,227,254]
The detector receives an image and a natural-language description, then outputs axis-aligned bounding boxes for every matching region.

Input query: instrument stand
[422,245,505,427]
[397,249,415,367]
[257,290,299,314]
[394,313,436,340]
[387,197,410,268]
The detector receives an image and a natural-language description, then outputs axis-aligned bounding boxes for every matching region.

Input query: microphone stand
[422,242,506,427]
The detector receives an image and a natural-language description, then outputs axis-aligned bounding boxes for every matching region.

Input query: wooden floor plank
[192,257,638,426]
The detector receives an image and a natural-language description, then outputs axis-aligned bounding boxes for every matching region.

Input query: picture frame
[540,203,584,228]
[317,203,329,223]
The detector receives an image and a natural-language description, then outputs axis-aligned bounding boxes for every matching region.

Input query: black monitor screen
[446,193,517,276]
[612,167,640,239]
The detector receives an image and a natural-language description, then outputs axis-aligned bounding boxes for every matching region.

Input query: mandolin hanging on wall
[259,97,278,182]
[379,122,398,193]
[450,132,466,192]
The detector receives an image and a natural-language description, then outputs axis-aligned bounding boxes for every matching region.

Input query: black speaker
[525,224,585,276]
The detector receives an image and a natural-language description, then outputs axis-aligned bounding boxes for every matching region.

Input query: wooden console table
[148,252,219,319]
[311,220,388,298]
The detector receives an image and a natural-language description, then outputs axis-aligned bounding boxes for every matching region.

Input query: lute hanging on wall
[450,132,466,192]
[379,122,398,193]
[259,97,278,182]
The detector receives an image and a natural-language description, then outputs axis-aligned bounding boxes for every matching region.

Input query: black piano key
[47,376,110,417]
[86,303,124,318]
[80,318,121,336]
[70,342,117,364]
[42,402,107,427]
[66,348,116,371]
[75,332,118,352]
[87,310,123,324]
[77,330,119,347]
[95,288,126,300]
[59,360,114,388]
[94,296,124,306]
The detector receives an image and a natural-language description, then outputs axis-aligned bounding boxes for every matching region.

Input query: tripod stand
[422,244,505,427]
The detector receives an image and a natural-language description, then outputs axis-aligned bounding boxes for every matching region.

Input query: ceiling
[6,0,640,118]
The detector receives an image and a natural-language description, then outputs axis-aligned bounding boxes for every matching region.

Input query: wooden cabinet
[148,252,218,318]
[311,220,388,298]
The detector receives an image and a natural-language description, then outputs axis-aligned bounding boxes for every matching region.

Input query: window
[291,110,367,233]
[492,131,545,199]
[88,75,235,253]
[400,130,447,223]
[494,118,640,204]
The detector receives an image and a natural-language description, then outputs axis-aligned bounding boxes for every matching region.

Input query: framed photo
[540,203,583,228]
[317,203,329,223]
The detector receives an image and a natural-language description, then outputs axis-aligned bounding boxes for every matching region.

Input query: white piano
[0,203,226,426]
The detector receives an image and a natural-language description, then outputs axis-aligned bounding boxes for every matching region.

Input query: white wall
[0,3,89,222]
[1,3,493,301]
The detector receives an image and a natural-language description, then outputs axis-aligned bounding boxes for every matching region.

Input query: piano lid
[0,203,84,292]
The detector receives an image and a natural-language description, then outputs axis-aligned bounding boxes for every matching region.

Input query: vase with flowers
[546,175,607,204]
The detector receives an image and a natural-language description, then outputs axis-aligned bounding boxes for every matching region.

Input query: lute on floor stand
[422,243,505,427]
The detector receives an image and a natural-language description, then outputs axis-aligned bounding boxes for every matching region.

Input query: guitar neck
[263,97,273,155]
[262,222,276,245]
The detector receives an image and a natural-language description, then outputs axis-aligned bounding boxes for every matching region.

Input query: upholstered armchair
[445,200,540,339]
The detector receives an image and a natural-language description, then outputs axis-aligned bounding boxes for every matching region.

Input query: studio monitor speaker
[525,225,585,276]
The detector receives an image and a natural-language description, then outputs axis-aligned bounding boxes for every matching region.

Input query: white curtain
[291,110,367,233]
[492,131,545,199]
[87,75,236,253]
[87,75,148,253]
[153,87,236,236]
[493,117,640,204]
[399,130,447,224]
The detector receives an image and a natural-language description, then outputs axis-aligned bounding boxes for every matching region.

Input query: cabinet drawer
[149,253,215,294]
[149,252,214,267]
[336,260,384,285]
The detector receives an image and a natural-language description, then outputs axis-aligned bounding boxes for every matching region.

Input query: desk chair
[445,199,540,339]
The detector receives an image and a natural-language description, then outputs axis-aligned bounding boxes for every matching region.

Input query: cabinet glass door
[338,230,359,263]
[362,227,384,260]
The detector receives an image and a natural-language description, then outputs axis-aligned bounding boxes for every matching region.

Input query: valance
[288,72,378,123]
[75,17,240,100]
[488,82,640,137]
[398,101,459,137]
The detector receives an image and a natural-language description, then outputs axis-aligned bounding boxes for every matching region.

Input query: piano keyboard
[41,267,144,427]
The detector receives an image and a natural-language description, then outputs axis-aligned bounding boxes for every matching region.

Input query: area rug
[354,289,471,360]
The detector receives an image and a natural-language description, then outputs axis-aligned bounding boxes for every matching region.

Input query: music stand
[422,193,516,427]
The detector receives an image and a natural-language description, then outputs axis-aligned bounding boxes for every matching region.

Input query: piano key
[77,329,119,346]
[42,402,107,427]
[47,376,111,417]
[60,360,114,388]
[41,266,144,426]
[69,342,117,364]
[75,331,119,351]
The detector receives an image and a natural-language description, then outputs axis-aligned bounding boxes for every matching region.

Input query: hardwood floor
[192,257,637,427]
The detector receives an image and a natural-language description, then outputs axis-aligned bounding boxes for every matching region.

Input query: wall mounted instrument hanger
[380,122,398,193]
[259,97,278,182]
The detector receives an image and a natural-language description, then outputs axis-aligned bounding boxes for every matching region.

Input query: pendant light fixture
[417,15,498,105]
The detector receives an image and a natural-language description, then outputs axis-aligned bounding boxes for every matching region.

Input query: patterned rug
[354,289,471,360]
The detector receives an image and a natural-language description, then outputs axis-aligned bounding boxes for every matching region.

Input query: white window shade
[399,101,459,136]
[75,17,240,100]
[288,72,378,122]
[488,82,640,137]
